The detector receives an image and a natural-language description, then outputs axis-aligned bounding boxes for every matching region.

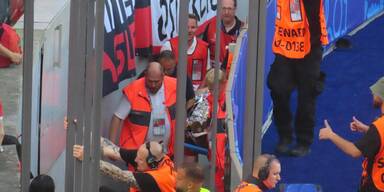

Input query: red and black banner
[103,0,136,96]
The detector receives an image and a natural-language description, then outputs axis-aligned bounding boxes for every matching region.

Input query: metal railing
[20,0,266,191]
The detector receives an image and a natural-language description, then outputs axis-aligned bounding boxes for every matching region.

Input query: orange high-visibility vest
[130,156,176,192]
[370,116,384,191]
[120,76,177,156]
[272,0,328,59]
[234,181,262,192]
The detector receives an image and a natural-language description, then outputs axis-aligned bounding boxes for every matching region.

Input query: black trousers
[2,134,22,161]
[267,47,325,146]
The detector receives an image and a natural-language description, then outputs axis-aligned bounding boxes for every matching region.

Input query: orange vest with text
[272,0,328,59]
[120,76,177,156]
[130,156,176,192]
[234,181,262,192]
[368,116,384,191]
[170,37,209,87]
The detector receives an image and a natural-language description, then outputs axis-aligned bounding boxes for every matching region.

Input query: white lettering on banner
[104,0,135,33]
[151,0,218,47]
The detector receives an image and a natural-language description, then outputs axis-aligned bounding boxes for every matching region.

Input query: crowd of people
[1,0,383,191]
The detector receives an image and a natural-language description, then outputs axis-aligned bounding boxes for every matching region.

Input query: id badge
[153,118,165,136]
[192,59,203,81]
[290,0,302,22]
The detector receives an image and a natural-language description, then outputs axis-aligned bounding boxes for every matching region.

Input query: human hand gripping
[73,145,84,161]
[10,52,22,64]
[350,116,369,133]
[319,120,334,140]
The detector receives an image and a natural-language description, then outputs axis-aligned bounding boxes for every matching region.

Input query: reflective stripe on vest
[235,181,262,192]
[272,0,328,59]
[120,76,177,156]
[371,116,384,190]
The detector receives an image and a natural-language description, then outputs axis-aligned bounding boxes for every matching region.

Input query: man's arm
[100,160,140,189]
[109,115,123,143]
[110,96,132,143]
[101,137,123,161]
[0,44,21,64]
[319,120,362,158]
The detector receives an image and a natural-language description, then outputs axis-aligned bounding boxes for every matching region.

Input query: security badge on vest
[153,118,165,136]
[192,59,203,81]
[273,0,311,59]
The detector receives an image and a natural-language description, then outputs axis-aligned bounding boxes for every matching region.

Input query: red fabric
[9,0,24,25]
[135,6,152,52]
[204,17,239,63]
[0,23,21,68]
[169,37,209,87]
[206,133,226,192]
[207,90,226,119]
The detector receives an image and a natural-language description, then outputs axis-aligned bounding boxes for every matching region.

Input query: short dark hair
[29,174,55,192]
[234,0,237,7]
[159,50,176,61]
[188,14,198,23]
[181,163,205,183]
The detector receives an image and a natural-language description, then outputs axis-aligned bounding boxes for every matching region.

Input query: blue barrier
[184,143,209,155]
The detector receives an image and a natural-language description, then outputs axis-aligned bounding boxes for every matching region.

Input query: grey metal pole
[82,0,97,191]
[65,0,88,191]
[21,0,34,191]
[253,0,267,165]
[174,0,189,167]
[209,0,222,189]
[89,0,104,191]
[242,0,260,179]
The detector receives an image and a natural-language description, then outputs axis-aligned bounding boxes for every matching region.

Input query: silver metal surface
[209,0,222,189]
[174,0,189,167]
[243,0,266,178]
[21,0,34,190]
[65,0,88,191]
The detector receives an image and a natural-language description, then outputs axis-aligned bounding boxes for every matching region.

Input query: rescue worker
[176,163,209,192]
[235,154,281,192]
[205,69,227,192]
[0,23,22,67]
[201,0,244,68]
[319,77,384,192]
[137,51,196,110]
[108,62,177,156]
[268,0,329,156]
[73,140,176,192]
[161,14,209,90]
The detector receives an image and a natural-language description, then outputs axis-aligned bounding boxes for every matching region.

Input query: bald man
[108,62,178,156]
[235,154,281,192]
[74,140,176,192]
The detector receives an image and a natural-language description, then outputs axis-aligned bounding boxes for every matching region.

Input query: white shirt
[114,84,171,151]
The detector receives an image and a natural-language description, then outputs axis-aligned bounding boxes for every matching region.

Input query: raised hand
[350,116,369,133]
[319,120,334,140]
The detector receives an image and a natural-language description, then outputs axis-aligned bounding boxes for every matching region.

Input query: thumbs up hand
[319,120,334,140]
